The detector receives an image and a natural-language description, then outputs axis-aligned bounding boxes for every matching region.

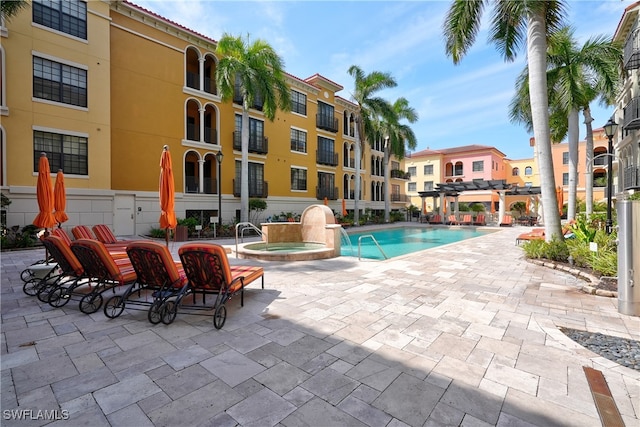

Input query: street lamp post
[216,151,224,229]
[603,118,618,234]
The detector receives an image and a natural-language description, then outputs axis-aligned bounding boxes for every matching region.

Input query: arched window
[594,147,607,166]
[185,99,201,142]
[185,47,200,90]
[203,104,218,144]
[203,54,217,95]
[445,162,453,176]
[512,167,519,176]
[524,166,533,176]
[184,150,201,193]
[454,161,463,176]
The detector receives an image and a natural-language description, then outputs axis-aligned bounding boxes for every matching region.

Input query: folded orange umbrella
[53,170,69,225]
[33,152,56,229]
[159,146,177,245]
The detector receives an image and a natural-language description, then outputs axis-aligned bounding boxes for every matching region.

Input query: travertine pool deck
[1,224,639,426]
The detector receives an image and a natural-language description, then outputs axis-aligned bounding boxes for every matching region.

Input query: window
[33,56,87,107]
[454,162,463,175]
[317,101,337,132]
[234,115,265,151]
[525,182,532,188]
[290,129,307,153]
[291,167,307,191]
[524,166,533,176]
[512,167,519,176]
[317,171,336,199]
[33,130,87,175]
[423,164,433,175]
[423,181,433,191]
[408,182,416,192]
[408,166,416,177]
[33,0,87,39]
[235,161,265,197]
[317,136,336,165]
[472,161,484,172]
[562,173,569,186]
[562,152,569,165]
[291,90,307,115]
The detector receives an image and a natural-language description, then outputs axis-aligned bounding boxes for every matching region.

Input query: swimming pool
[341,227,494,260]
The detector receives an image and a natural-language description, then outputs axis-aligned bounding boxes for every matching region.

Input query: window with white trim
[33,56,87,107]
[291,167,307,191]
[33,130,88,175]
[33,0,87,39]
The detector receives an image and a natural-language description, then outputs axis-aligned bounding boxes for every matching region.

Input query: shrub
[522,238,568,262]
[148,227,167,238]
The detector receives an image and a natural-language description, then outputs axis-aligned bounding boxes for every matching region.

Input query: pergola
[417,179,542,223]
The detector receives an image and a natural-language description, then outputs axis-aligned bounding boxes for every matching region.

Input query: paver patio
[1,224,639,426]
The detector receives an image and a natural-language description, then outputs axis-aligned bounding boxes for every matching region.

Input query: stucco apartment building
[1,0,411,236]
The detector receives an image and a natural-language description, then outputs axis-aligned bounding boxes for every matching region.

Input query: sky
[133,0,634,160]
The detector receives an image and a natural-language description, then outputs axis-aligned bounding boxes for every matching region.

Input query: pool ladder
[358,235,388,261]
[235,222,263,258]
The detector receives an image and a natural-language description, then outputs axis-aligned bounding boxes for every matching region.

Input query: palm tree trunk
[568,108,579,220]
[527,12,563,241]
[583,107,594,217]
[383,138,390,223]
[354,118,361,226]
[241,108,250,223]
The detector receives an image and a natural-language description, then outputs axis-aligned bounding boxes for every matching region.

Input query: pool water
[341,227,493,260]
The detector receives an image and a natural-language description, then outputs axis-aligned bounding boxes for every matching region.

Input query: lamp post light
[215,151,224,229]
[602,118,618,234]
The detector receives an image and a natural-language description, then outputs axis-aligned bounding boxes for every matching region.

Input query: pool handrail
[235,222,263,258]
[357,234,388,261]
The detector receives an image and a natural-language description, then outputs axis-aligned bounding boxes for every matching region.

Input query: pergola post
[498,191,506,223]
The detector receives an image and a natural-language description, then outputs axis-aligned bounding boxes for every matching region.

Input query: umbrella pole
[165,228,169,247]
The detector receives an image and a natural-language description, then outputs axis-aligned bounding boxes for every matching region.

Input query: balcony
[347,190,362,200]
[390,194,409,203]
[344,158,356,168]
[316,114,339,132]
[316,186,338,200]
[204,127,217,144]
[233,132,268,154]
[390,169,411,180]
[186,71,199,90]
[316,151,338,166]
[186,123,199,141]
[623,97,640,130]
[203,178,217,195]
[624,166,639,190]
[624,28,640,70]
[185,176,198,193]
[204,77,216,95]
[233,179,268,198]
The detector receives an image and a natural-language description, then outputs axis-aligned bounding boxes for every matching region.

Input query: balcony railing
[204,127,216,144]
[316,114,339,132]
[624,28,640,70]
[204,77,217,95]
[185,176,198,193]
[316,186,338,200]
[186,71,199,90]
[347,190,362,200]
[344,158,355,168]
[623,97,640,130]
[390,194,409,203]
[203,178,217,195]
[233,179,268,198]
[390,169,411,180]
[624,166,639,190]
[233,132,268,154]
[186,123,199,141]
[316,151,338,166]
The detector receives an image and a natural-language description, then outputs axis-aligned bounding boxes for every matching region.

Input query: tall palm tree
[347,65,397,226]
[377,98,418,222]
[509,28,621,219]
[216,33,291,223]
[1,0,29,20]
[444,0,567,241]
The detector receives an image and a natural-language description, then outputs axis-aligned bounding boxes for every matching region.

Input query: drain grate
[583,366,625,427]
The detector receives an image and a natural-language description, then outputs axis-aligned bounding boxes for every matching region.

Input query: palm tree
[347,65,397,226]
[444,0,567,241]
[377,98,418,222]
[509,28,621,219]
[1,0,29,20]
[216,33,291,223]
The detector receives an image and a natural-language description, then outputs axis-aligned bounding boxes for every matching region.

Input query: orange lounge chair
[460,214,472,225]
[71,225,96,240]
[473,214,486,226]
[427,214,443,224]
[500,215,513,227]
[58,226,128,259]
[516,228,545,245]
[178,243,264,329]
[447,215,459,225]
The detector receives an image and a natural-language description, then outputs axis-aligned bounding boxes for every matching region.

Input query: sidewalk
[1,225,638,426]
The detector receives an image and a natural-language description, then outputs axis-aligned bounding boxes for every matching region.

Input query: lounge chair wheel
[37,283,56,302]
[48,287,70,307]
[213,305,226,329]
[148,301,163,324]
[23,279,40,296]
[161,301,177,325]
[79,293,103,314]
[21,269,35,283]
[104,295,125,318]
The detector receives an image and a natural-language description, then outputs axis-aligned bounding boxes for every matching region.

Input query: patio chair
[460,214,472,225]
[447,215,460,225]
[428,214,443,224]
[515,228,545,245]
[61,239,136,314]
[472,214,486,226]
[52,228,73,246]
[71,225,96,240]
[103,241,189,324]
[499,215,513,227]
[93,224,137,245]
[36,235,86,303]
[178,243,264,329]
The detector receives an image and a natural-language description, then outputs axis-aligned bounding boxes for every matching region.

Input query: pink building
[441,145,507,183]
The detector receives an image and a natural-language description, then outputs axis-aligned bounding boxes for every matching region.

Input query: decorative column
[498,191,506,222]
[198,159,205,194]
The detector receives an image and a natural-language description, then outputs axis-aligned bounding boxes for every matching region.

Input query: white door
[114,195,135,236]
